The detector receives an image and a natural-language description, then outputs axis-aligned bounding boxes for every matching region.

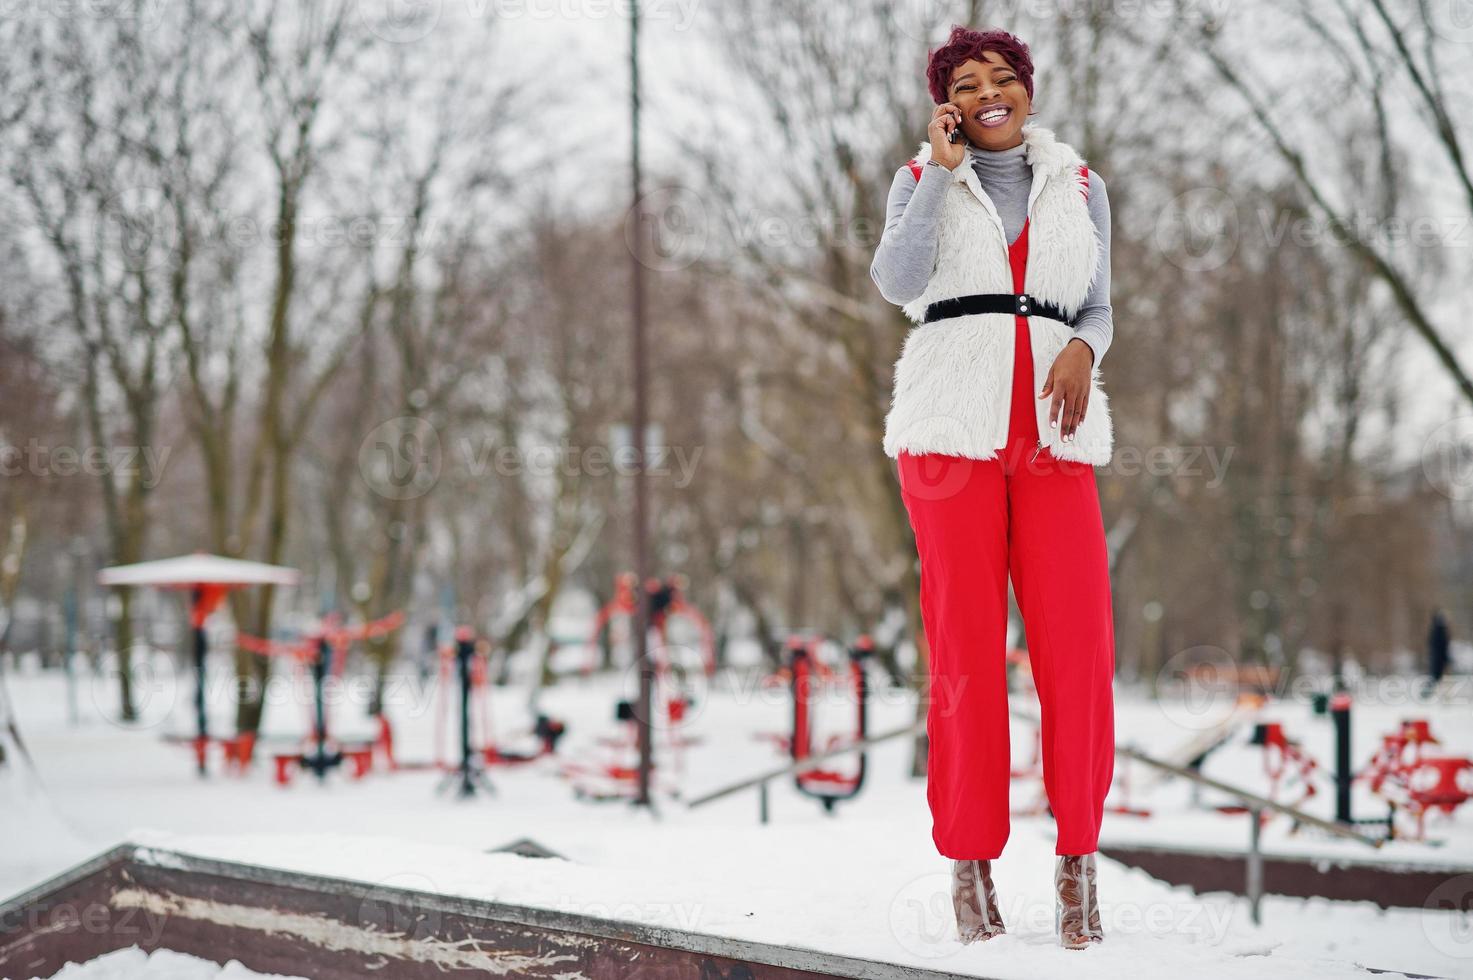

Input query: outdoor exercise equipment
[757,636,837,700]
[1358,716,1473,840]
[96,552,300,776]
[1403,757,1473,839]
[416,630,565,775]
[562,618,700,802]
[789,635,871,813]
[754,636,834,754]
[236,609,404,785]
[583,573,715,677]
[561,698,683,802]
[1332,693,1353,822]
[1362,718,1437,796]
[420,625,568,798]
[1222,721,1320,827]
[437,628,495,798]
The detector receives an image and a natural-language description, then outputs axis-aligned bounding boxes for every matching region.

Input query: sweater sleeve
[869,161,953,306]
[1070,169,1114,366]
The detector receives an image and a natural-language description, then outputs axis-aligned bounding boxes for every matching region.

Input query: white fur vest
[881,125,1113,466]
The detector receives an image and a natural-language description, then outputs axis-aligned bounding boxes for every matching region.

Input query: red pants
[896,219,1116,859]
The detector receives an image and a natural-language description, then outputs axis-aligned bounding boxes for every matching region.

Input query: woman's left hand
[1039,338,1095,441]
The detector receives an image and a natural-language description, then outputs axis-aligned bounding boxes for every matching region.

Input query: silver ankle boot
[952,859,1005,943]
[1054,852,1103,949]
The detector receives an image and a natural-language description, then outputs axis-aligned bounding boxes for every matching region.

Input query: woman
[870,26,1116,950]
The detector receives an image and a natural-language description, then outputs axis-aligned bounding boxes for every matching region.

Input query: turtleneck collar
[966,140,1030,184]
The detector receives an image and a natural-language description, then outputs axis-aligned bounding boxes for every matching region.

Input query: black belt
[924,292,1070,325]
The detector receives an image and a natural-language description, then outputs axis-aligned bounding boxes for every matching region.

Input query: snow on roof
[96,552,301,589]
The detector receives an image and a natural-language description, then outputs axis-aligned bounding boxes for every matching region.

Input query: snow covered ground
[39,947,304,980]
[4,647,1473,980]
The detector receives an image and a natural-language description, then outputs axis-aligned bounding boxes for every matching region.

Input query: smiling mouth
[975,106,1012,127]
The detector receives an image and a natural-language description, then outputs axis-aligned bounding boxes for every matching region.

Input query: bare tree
[1,14,196,721]
[310,37,525,710]
[1180,0,1473,405]
[211,0,370,733]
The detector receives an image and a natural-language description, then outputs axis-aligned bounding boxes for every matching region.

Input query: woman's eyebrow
[951,67,1013,88]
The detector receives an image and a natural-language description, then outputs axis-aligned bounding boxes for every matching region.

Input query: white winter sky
[399,0,715,204]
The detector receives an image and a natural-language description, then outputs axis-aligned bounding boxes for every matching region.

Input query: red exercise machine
[583,573,716,678]
[789,635,871,813]
[1358,717,1473,840]
[237,610,404,786]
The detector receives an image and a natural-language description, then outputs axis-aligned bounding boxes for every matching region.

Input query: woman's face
[947,50,1029,150]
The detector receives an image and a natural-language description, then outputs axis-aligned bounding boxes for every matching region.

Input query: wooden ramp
[0,844,995,980]
[1101,840,1473,911]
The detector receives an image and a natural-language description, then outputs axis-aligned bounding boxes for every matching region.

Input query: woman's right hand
[928,103,967,171]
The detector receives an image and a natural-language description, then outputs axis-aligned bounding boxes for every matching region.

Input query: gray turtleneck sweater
[869,140,1114,365]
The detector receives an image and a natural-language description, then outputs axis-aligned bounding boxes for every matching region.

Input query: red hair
[925,26,1035,105]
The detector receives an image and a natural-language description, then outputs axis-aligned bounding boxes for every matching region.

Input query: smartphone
[948,113,965,144]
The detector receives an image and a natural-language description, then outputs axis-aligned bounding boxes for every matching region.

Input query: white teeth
[979,107,1008,121]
